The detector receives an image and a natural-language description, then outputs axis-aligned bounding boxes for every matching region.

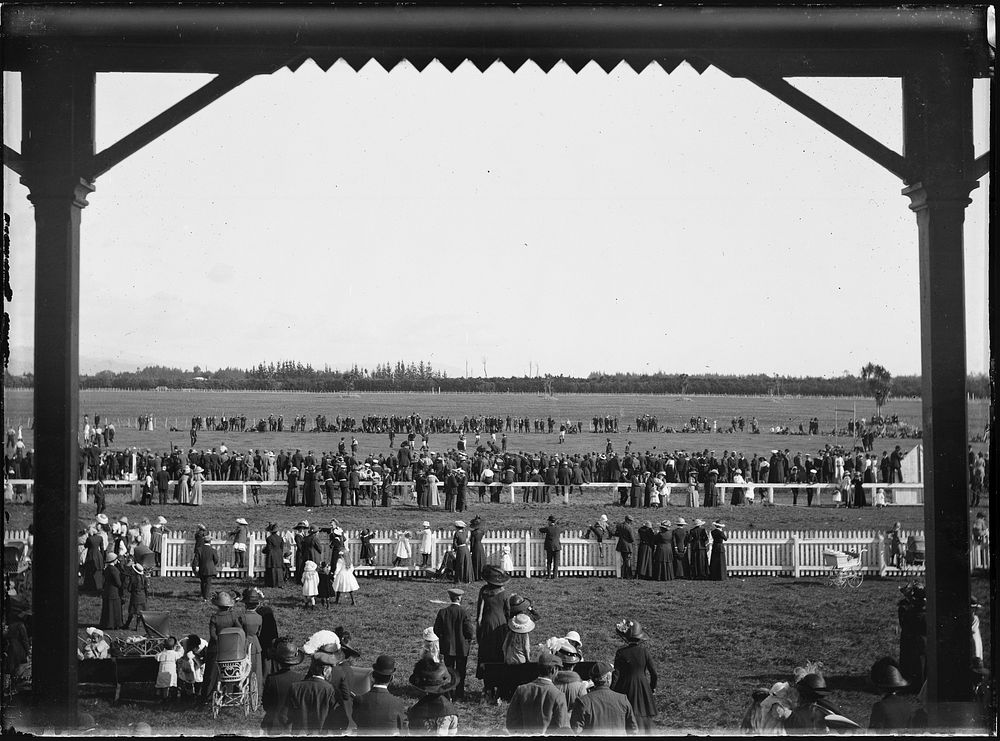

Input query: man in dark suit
[279,653,353,734]
[261,639,305,735]
[155,465,170,505]
[191,536,219,601]
[506,652,569,734]
[614,515,637,579]
[539,515,562,580]
[570,661,638,735]
[433,588,476,700]
[352,655,408,735]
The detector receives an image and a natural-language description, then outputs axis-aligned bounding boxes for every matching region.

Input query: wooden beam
[3,144,25,176]
[741,75,912,181]
[971,151,990,179]
[89,73,253,179]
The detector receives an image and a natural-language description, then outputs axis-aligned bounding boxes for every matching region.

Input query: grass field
[5,574,992,735]
[3,390,991,462]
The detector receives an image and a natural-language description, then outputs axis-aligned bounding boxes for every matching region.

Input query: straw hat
[96,514,109,525]
[674,518,687,526]
[156,516,167,525]
[693,519,706,527]
[453,520,466,529]
[422,627,439,642]
[211,591,235,608]
[508,613,536,634]
[235,517,248,526]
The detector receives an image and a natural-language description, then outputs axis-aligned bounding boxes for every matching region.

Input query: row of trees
[2,362,990,399]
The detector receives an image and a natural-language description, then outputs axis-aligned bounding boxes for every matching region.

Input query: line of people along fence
[4,479,925,507]
[5,527,987,580]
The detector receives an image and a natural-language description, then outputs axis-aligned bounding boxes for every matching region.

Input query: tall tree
[860,362,893,416]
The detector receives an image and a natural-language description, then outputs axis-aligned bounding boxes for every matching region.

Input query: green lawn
[6,573,991,735]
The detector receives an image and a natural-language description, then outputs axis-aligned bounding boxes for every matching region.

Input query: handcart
[823,548,867,588]
[210,627,258,718]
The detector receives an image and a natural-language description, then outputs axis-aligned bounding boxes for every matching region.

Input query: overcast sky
[3,62,991,378]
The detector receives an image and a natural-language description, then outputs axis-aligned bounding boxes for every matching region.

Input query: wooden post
[902,59,978,728]
[790,533,800,578]
[242,482,247,504]
[524,531,531,579]
[877,532,887,578]
[247,531,256,579]
[22,55,95,730]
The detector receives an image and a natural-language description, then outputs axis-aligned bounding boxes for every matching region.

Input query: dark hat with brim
[409,659,460,695]
[274,640,306,666]
[482,564,511,586]
[870,658,909,690]
[615,619,646,642]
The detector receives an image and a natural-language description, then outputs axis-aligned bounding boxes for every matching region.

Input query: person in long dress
[427,471,440,508]
[687,519,709,579]
[652,521,674,581]
[266,452,277,482]
[452,521,472,584]
[612,619,658,734]
[99,551,124,629]
[671,519,689,579]
[189,466,205,505]
[475,565,511,699]
[708,522,728,581]
[469,517,486,581]
[263,523,284,588]
[635,522,655,580]
[177,467,191,505]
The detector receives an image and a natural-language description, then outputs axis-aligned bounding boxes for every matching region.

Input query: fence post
[564,486,570,505]
[524,531,531,579]
[242,483,248,505]
[791,533,800,578]
[247,531,257,579]
[877,532,887,577]
[511,484,516,504]
[79,481,88,504]
[768,487,775,505]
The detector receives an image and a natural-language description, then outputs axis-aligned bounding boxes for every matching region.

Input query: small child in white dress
[155,636,185,703]
[332,553,359,605]
[500,545,514,573]
[301,560,319,609]
[393,530,412,567]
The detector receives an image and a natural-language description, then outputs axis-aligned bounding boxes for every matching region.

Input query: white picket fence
[7,527,985,580]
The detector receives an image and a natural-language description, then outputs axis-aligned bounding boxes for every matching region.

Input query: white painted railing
[7,525,983,580]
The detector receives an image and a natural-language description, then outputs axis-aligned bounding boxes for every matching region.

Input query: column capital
[902,179,979,211]
[23,175,95,208]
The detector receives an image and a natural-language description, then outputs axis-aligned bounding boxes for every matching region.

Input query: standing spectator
[570,661,638,735]
[613,516,637,579]
[156,465,170,506]
[451,521,472,584]
[686,519,709,580]
[406,658,460,735]
[191,536,219,602]
[652,521,675,582]
[505,652,569,734]
[123,561,149,630]
[897,582,927,686]
[887,522,903,568]
[332,549,360,606]
[189,466,205,506]
[200,591,241,705]
[261,639,305,735]
[612,619,658,734]
[539,515,562,580]
[99,551,124,629]
[469,516,486,581]
[502,613,535,665]
[231,518,249,571]
[263,523,284,588]
[392,530,412,568]
[671,518,689,580]
[708,522,728,581]
[279,652,353,734]
[433,587,476,701]
[419,521,434,568]
[586,515,612,563]
[476,565,511,701]
[301,560,319,609]
[154,637,184,704]
[353,656,408,736]
[635,522,655,581]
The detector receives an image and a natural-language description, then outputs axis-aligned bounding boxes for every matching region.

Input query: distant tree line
[1,363,991,398]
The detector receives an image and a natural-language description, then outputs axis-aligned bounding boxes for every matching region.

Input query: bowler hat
[372,655,396,677]
[482,564,511,586]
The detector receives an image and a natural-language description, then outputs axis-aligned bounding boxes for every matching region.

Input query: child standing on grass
[177,633,208,704]
[359,529,376,566]
[332,551,359,605]
[393,530,412,568]
[318,561,333,609]
[301,560,319,609]
[155,636,184,704]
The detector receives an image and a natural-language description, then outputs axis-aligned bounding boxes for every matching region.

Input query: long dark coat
[82,533,105,592]
[671,527,689,579]
[264,531,284,587]
[100,563,124,629]
[469,526,486,581]
[612,642,658,725]
[635,526,655,580]
[687,526,709,579]
[708,528,728,581]
[652,529,674,581]
[452,529,472,584]
[475,584,509,677]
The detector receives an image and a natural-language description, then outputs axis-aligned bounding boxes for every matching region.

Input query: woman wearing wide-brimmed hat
[708,522,728,581]
[406,658,460,735]
[686,519,710,580]
[475,564,512,697]
[99,551,124,630]
[501,612,535,665]
[451,521,472,585]
[198,590,242,705]
[867,657,913,731]
[612,619,658,733]
[652,521,675,581]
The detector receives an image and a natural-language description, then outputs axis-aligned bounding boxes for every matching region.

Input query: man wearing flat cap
[353,656,408,735]
[433,588,476,701]
[505,651,569,734]
[571,661,638,735]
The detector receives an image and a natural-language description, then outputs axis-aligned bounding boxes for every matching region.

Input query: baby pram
[823,548,866,588]
[210,627,258,718]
